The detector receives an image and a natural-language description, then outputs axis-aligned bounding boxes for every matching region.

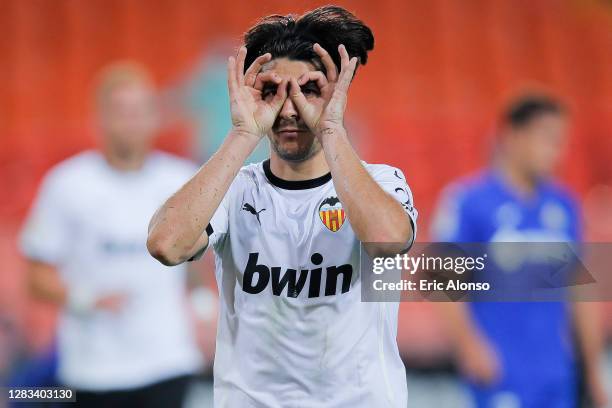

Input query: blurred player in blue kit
[432,95,608,407]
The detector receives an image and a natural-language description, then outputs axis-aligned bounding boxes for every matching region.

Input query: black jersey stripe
[263,159,331,190]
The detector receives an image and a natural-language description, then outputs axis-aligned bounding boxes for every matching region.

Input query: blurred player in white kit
[20,63,212,407]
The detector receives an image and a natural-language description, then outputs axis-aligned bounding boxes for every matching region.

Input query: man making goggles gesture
[148,6,417,407]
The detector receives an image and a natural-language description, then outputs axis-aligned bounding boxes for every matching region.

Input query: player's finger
[313,43,338,82]
[338,44,350,70]
[335,57,358,95]
[254,72,282,91]
[297,71,328,90]
[288,77,309,113]
[245,53,272,87]
[269,78,289,112]
[236,46,247,85]
[227,56,239,97]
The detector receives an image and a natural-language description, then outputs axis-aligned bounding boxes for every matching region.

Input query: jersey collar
[263,159,332,190]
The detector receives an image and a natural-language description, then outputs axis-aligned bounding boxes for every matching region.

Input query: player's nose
[279,93,298,120]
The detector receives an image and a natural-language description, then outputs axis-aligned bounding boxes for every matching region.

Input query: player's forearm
[148,130,259,265]
[27,260,68,306]
[438,302,482,348]
[319,127,412,254]
[573,302,604,378]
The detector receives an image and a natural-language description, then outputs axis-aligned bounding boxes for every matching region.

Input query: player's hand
[228,47,288,140]
[289,43,358,138]
[586,369,608,407]
[457,333,502,385]
[94,293,127,313]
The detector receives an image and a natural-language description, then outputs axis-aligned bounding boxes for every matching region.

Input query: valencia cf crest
[319,196,346,232]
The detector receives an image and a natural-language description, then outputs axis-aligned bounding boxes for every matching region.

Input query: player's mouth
[276,128,306,138]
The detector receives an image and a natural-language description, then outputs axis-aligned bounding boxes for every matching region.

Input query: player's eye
[301,81,321,97]
[261,84,278,100]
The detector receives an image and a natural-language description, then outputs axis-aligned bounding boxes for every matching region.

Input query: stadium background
[0,0,611,404]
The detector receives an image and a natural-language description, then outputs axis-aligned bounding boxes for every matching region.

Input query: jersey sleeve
[430,183,475,242]
[371,165,418,250]
[188,173,243,261]
[561,190,583,243]
[20,170,74,265]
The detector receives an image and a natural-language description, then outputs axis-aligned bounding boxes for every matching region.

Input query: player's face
[98,83,158,158]
[260,58,322,162]
[516,113,568,177]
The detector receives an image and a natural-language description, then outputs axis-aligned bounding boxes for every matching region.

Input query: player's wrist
[455,330,484,351]
[229,127,264,145]
[584,358,605,381]
[315,124,347,141]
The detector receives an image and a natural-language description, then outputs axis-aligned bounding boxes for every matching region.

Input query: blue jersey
[432,170,581,402]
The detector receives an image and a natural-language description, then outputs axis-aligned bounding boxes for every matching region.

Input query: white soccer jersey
[20,150,202,391]
[196,160,417,407]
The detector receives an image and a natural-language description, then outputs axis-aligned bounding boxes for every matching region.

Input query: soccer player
[431,95,608,407]
[147,6,418,407]
[20,63,204,407]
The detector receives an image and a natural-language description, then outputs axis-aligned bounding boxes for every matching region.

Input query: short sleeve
[20,171,74,265]
[188,173,243,261]
[371,165,418,250]
[207,191,231,249]
[430,183,473,242]
[560,190,582,243]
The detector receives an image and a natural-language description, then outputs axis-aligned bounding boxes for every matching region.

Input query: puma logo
[242,203,265,225]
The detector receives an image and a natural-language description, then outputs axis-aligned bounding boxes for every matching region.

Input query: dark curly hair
[243,5,374,75]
